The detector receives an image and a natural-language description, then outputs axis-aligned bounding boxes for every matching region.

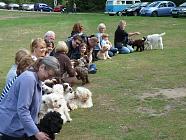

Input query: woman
[6,48,30,85]
[71,23,84,37]
[94,23,106,60]
[114,20,141,54]
[0,55,34,103]
[54,41,78,86]
[0,56,60,140]
[30,38,47,61]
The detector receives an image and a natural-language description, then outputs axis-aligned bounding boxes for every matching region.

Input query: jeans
[116,43,134,54]
[0,133,27,140]
[108,47,118,57]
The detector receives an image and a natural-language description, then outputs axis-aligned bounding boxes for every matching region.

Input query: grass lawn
[0,10,186,140]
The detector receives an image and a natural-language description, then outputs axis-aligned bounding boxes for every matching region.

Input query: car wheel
[117,12,122,16]
[172,14,178,18]
[133,11,138,16]
[151,11,158,17]
[109,14,115,16]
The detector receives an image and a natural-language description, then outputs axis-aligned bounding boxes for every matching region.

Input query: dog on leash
[145,32,165,50]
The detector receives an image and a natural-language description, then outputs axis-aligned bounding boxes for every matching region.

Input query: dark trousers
[0,133,33,140]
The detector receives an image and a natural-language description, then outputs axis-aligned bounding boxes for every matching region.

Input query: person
[79,42,87,58]
[101,33,118,57]
[30,38,47,61]
[0,56,60,140]
[44,31,56,56]
[0,55,34,103]
[6,48,30,85]
[73,2,76,13]
[66,34,83,60]
[71,23,85,37]
[54,41,78,85]
[114,20,141,54]
[94,23,106,60]
[84,35,99,64]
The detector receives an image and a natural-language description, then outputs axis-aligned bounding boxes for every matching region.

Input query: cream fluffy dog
[97,44,111,60]
[67,87,93,110]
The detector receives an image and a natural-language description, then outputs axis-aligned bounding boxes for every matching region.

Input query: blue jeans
[116,43,134,54]
[108,47,118,57]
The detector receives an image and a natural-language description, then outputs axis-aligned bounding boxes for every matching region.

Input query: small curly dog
[31,111,63,140]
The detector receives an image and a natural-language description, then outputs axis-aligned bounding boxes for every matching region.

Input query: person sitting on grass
[114,20,141,54]
[6,48,30,85]
[0,55,34,102]
[101,33,118,57]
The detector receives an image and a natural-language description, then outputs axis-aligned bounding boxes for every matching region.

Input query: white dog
[67,87,93,110]
[145,32,165,50]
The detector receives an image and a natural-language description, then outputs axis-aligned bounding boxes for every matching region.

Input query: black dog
[128,37,146,52]
[30,111,63,140]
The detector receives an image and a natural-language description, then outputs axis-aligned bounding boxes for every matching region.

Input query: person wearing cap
[54,41,78,85]
[101,33,118,57]
[0,56,60,140]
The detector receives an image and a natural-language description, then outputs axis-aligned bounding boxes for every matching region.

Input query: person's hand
[35,132,50,140]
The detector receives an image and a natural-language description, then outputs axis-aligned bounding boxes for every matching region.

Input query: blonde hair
[119,20,126,27]
[55,41,69,53]
[15,48,30,64]
[102,33,109,38]
[97,23,106,31]
[30,38,46,53]
[16,55,34,76]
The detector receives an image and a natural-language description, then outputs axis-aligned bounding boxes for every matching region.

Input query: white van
[105,0,141,16]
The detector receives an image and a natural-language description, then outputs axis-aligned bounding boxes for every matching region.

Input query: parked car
[0,2,7,9]
[34,3,53,12]
[53,5,66,12]
[171,2,186,18]
[7,3,19,10]
[118,2,150,16]
[23,4,34,11]
[140,1,176,16]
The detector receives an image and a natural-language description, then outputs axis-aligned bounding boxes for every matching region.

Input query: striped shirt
[0,76,17,102]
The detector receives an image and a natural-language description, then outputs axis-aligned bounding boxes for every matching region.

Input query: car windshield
[148,2,160,7]
[130,3,141,8]
[180,2,186,7]
[141,2,149,7]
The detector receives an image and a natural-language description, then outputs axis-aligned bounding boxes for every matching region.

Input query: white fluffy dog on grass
[145,32,165,50]
[67,87,93,110]
[39,84,72,124]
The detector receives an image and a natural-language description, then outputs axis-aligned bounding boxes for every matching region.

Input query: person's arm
[128,32,141,37]
[16,75,40,137]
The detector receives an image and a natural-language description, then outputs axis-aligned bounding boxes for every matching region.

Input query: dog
[97,44,111,60]
[128,37,146,52]
[42,83,53,95]
[67,87,93,110]
[32,111,63,140]
[74,66,89,85]
[145,32,165,50]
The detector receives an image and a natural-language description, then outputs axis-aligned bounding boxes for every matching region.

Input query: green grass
[0,10,186,140]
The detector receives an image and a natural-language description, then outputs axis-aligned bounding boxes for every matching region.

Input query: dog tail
[160,32,166,36]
